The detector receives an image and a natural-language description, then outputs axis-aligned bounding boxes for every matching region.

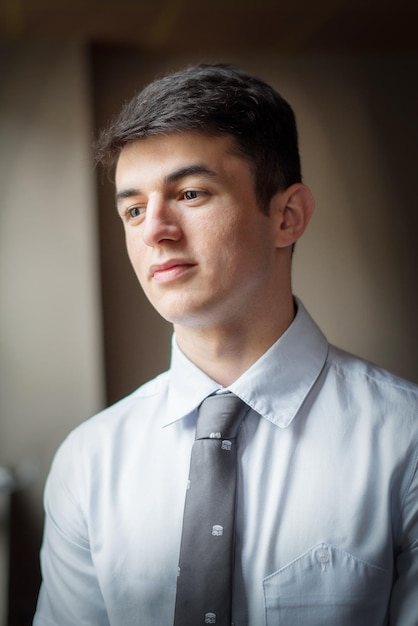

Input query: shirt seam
[394,448,418,549]
[329,351,418,396]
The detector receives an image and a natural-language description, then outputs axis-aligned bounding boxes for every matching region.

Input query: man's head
[95,63,301,213]
[102,64,314,341]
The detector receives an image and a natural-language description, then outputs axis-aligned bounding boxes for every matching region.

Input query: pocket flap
[263,543,391,625]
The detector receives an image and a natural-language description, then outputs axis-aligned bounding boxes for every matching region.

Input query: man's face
[115,132,282,332]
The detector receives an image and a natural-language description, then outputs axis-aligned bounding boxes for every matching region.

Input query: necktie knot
[195,393,247,440]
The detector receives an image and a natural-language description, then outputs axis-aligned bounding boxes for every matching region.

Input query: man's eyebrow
[115,164,218,204]
[163,164,218,185]
[115,188,140,203]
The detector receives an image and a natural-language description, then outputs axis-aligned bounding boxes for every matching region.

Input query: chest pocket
[263,542,392,626]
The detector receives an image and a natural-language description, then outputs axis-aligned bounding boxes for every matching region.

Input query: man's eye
[183,190,200,200]
[128,206,142,218]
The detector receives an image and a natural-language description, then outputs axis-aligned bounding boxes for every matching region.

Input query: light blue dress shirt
[34,300,418,625]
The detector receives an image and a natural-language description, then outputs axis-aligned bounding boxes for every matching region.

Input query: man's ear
[270,183,315,248]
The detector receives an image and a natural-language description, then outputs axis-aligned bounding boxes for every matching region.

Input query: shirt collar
[163,298,328,429]
[163,338,222,427]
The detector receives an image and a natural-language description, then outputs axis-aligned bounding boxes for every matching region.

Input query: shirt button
[315,547,330,565]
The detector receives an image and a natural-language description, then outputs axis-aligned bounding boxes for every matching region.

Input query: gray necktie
[173,393,248,626]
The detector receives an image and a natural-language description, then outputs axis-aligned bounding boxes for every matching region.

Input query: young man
[34,64,418,625]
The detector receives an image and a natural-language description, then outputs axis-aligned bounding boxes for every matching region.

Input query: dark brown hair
[95,63,301,212]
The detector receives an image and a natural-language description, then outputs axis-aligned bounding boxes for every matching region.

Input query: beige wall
[0,41,105,621]
[0,42,416,621]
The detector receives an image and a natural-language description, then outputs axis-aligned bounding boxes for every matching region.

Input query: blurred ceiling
[1,0,418,53]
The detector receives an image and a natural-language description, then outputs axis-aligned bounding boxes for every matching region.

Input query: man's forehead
[117,131,241,161]
[115,132,247,183]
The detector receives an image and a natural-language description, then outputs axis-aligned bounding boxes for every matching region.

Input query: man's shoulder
[327,345,417,392]
[44,369,173,512]
[325,344,418,419]
[61,369,171,451]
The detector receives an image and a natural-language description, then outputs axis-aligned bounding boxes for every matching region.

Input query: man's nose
[142,195,182,246]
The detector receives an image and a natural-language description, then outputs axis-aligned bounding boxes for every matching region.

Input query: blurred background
[1,0,417,623]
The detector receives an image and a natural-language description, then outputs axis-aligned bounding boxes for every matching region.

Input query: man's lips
[149,260,196,282]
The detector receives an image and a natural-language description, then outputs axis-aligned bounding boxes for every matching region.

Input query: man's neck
[174,295,296,387]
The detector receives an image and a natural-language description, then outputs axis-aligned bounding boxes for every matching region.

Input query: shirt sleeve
[33,433,110,626]
[389,452,418,626]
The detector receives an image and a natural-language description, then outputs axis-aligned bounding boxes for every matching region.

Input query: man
[34,64,418,625]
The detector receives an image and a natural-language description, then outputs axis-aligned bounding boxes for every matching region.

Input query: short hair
[95,63,301,212]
